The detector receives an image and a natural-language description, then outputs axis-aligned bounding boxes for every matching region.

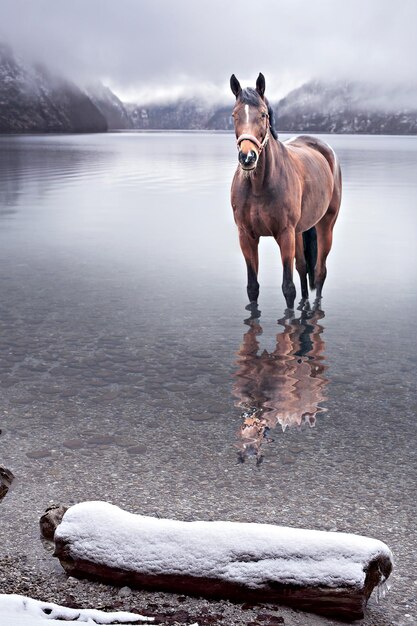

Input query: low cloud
[1,0,416,103]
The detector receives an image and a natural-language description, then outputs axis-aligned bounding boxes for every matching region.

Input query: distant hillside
[86,82,133,130]
[126,99,217,130]
[276,80,417,134]
[127,81,417,134]
[0,43,107,133]
[1,40,416,135]
[206,106,233,131]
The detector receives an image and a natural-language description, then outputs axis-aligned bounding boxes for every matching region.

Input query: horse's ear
[256,73,266,98]
[230,74,241,98]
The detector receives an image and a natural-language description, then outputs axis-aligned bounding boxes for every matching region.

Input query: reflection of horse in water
[233,305,328,464]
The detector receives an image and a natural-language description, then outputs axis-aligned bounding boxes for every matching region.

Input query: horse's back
[285,134,342,211]
[285,135,339,175]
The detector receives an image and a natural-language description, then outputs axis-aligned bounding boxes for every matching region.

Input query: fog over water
[1,0,416,103]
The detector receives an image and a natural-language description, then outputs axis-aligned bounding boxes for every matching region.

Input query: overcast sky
[1,0,416,103]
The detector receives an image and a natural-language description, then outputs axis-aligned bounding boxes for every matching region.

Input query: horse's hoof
[245,301,258,311]
[278,309,294,324]
[297,298,310,311]
[312,297,323,312]
[244,304,261,324]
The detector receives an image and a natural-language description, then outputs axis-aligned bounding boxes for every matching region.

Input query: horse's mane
[239,87,261,107]
[238,88,278,140]
[266,102,278,140]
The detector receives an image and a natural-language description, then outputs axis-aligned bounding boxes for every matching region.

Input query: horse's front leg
[276,228,296,309]
[238,230,260,305]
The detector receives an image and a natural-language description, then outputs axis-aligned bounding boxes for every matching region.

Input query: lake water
[0,132,416,625]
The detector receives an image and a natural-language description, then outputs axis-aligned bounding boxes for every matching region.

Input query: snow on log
[49,501,393,621]
[0,593,153,624]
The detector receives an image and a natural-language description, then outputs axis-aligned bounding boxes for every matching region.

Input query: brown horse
[230,73,342,309]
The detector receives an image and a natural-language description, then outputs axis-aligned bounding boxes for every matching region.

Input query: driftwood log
[42,502,393,621]
[40,504,68,541]
[0,466,14,501]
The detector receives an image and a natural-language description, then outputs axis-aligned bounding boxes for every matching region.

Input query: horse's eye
[261,112,267,118]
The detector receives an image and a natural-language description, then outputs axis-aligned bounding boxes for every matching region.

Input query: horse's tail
[303,226,317,290]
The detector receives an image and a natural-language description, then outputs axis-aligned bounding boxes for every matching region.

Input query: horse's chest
[236,201,282,237]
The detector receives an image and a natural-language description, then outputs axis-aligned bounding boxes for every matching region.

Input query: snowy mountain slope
[0,43,107,133]
[275,80,417,134]
[131,80,417,134]
[127,98,217,130]
[86,82,133,130]
[1,39,416,134]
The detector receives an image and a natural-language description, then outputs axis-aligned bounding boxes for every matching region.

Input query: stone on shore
[0,466,14,501]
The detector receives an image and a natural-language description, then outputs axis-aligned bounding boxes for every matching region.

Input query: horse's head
[230,73,277,171]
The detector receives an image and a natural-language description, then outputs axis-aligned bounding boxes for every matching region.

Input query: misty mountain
[132,81,417,134]
[1,39,416,135]
[86,82,133,130]
[206,106,233,131]
[0,43,107,133]
[126,99,217,131]
[275,80,417,134]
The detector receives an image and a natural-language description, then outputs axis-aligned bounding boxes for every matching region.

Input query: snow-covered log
[0,594,153,624]
[48,501,393,621]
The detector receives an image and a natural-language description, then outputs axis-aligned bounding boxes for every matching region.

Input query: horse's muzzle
[238,149,258,170]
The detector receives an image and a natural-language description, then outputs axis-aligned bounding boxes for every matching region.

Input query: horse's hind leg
[295,233,308,300]
[239,231,260,305]
[314,204,339,300]
[314,160,342,300]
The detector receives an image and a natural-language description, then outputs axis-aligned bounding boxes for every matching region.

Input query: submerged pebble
[189,413,214,422]
[86,435,116,446]
[26,448,52,459]
[126,445,147,455]
[62,438,84,450]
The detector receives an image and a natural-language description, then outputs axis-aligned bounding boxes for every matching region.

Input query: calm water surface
[0,132,416,624]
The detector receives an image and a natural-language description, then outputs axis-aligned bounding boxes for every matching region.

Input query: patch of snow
[0,594,153,624]
[56,501,393,591]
